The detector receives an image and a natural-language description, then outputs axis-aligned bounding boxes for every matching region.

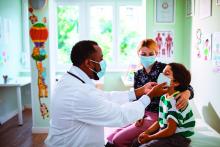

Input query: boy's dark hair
[168,63,191,92]
[70,40,98,66]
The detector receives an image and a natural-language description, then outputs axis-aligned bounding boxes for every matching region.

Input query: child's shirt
[158,92,195,138]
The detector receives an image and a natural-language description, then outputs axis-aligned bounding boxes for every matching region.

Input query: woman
[105,39,194,147]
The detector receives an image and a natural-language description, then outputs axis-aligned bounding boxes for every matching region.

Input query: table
[121,75,133,87]
[0,78,31,126]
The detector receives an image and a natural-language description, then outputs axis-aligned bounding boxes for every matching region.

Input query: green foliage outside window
[57,6,79,64]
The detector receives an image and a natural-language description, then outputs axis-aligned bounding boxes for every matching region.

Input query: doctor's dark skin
[73,42,168,99]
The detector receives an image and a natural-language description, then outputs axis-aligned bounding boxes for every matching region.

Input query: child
[132,63,195,147]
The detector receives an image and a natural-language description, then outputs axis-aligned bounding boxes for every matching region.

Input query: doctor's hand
[134,82,157,97]
[147,83,169,99]
[143,82,158,94]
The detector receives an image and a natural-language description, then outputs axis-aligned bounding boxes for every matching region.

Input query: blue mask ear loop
[89,60,101,73]
[89,59,100,74]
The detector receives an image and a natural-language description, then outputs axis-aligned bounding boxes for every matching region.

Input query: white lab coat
[45,66,150,147]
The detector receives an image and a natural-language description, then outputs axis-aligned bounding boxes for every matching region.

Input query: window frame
[55,0,145,72]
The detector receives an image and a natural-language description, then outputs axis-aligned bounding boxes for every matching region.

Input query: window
[56,0,145,71]
[57,5,79,65]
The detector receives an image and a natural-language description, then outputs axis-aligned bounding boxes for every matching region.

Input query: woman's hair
[168,63,191,92]
[137,39,158,54]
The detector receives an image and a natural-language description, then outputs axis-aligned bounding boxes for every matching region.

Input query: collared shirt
[45,66,150,147]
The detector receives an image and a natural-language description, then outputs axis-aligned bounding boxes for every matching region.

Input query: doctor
[45,40,168,147]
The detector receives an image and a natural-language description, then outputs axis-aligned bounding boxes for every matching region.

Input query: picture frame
[155,0,175,24]
[217,0,220,5]
[199,0,212,19]
[186,0,194,17]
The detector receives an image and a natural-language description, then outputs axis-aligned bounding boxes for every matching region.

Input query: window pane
[57,6,79,65]
[89,6,113,63]
[119,6,143,64]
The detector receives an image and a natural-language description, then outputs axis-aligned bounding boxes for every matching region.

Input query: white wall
[191,0,220,133]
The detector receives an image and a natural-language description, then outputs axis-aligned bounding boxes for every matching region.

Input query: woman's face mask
[140,56,156,68]
[89,59,107,79]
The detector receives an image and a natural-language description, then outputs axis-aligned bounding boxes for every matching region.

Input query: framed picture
[155,0,175,23]
[217,0,220,5]
[199,0,212,19]
[186,0,194,17]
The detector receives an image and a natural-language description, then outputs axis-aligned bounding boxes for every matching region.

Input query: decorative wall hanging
[29,7,49,119]
[195,28,202,58]
[202,34,212,61]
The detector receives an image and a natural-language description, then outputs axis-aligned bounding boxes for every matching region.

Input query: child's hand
[138,132,151,144]
[135,119,144,127]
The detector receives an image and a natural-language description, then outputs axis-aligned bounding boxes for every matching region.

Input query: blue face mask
[157,73,171,86]
[89,60,107,79]
[140,56,156,68]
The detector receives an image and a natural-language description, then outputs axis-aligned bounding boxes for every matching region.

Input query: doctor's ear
[84,59,93,68]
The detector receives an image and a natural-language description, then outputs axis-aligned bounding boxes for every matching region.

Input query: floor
[0,109,47,147]
[1,109,220,147]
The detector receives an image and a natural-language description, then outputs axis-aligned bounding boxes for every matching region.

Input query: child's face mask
[157,73,171,86]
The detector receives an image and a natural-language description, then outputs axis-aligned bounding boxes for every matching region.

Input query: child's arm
[144,121,160,134]
[138,121,160,144]
[149,118,177,140]
[139,118,177,144]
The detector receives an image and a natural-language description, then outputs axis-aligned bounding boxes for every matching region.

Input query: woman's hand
[135,119,145,127]
[175,90,190,110]
[138,132,151,144]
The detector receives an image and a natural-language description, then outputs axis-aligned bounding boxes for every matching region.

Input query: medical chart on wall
[212,32,220,73]
[154,30,174,62]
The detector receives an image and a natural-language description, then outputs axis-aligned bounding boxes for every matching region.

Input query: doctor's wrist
[134,86,144,98]
[138,95,151,107]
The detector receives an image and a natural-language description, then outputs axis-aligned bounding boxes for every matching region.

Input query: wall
[0,0,32,124]
[0,0,22,78]
[104,0,189,91]
[28,1,50,132]
[146,0,186,65]
[104,72,130,91]
[191,0,220,133]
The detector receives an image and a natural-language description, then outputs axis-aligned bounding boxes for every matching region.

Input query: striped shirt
[158,92,195,138]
